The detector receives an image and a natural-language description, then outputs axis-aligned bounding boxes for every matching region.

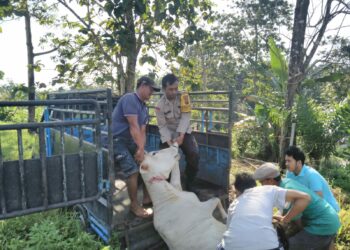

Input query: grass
[0,210,106,250]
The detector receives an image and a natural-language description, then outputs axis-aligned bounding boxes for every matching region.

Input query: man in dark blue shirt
[112,76,160,218]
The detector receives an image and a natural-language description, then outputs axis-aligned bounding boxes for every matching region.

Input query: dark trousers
[159,133,199,184]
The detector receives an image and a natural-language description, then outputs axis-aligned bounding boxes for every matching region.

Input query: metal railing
[0,99,103,219]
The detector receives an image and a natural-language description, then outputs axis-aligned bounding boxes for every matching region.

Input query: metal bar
[44,109,52,157]
[70,105,75,135]
[209,111,213,130]
[227,88,234,194]
[106,88,115,230]
[290,123,296,146]
[0,119,100,131]
[190,119,229,125]
[50,108,96,115]
[152,90,231,95]
[39,128,49,208]
[60,127,68,202]
[17,129,27,210]
[78,125,85,199]
[148,105,229,112]
[49,88,111,96]
[191,100,229,103]
[94,104,103,192]
[201,111,204,133]
[49,124,107,136]
[0,194,101,220]
[0,135,6,214]
[0,99,99,107]
[148,115,229,125]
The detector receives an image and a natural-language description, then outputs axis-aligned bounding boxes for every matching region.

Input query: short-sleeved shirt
[280,178,340,236]
[112,93,148,140]
[286,164,340,212]
[156,94,191,143]
[221,185,287,250]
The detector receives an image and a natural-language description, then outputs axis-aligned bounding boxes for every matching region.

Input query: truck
[0,88,234,249]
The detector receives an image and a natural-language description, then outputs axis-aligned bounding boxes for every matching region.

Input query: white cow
[140,144,227,250]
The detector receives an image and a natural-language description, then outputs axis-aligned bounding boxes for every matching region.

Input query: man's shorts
[113,137,139,178]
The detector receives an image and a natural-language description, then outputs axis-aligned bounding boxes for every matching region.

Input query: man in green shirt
[253,163,340,250]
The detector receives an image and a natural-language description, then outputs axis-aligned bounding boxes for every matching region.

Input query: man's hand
[175,134,185,146]
[135,148,145,163]
[167,140,173,146]
[273,215,290,225]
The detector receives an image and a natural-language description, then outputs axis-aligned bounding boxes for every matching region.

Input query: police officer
[155,73,199,190]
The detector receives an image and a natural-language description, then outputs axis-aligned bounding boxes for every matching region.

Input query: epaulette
[180,92,191,112]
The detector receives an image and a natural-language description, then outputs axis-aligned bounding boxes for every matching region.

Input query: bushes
[337,206,350,249]
[232,124,278,161]
[319,157,350,194]
[0,210,105,250]
[296,96,341,160]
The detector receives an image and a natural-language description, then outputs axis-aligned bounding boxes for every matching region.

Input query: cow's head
[140,144,180,181]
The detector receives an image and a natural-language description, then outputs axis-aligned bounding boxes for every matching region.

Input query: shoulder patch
[180,92,191,112]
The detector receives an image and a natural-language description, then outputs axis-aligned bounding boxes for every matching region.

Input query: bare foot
[142,197,152,207]
[130,204,153,218]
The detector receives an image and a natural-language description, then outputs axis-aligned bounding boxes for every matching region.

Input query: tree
[0,0,58,122]
[215,0,292,93]
[55,0,212,93]
[279,0,350,163]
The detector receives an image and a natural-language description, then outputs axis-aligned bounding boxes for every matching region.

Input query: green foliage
[54,0,213,91]
[216,0,292,70]
[268,37,287,91]
[233,123,278,161]
[319,157,350,194]
[0,210,104,250]
[335,95,350,159]
[319,158,350,248]
[296,96,341,160]
[337,206,350,248]
[0,123,39,161]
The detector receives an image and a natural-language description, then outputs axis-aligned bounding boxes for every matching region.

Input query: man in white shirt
[218,173,310,250]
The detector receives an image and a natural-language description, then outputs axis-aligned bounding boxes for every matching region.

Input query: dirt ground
[230,157,267,181]
[228,157,268,200]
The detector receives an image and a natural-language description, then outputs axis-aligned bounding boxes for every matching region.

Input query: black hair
[161,73,179,89]
[285,146,305,165]
[234,173,257,194]
[273,175,282,182]
[136,76,155,89]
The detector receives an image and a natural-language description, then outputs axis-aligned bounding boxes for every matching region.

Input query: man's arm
[175,112,190,145]
[281,190,311,223]
[126,116,145,162]
[308,172,324,198]
[155,105,172,145]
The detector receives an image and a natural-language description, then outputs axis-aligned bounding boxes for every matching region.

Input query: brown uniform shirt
[156,94,191,143]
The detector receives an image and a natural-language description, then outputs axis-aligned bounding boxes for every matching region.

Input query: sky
[0,19,58,86]
[0,1,348,88]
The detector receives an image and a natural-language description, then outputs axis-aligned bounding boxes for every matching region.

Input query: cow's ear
[140,163,149,174]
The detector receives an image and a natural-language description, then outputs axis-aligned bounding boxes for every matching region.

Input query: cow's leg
[216,199,228,220]
[201,198,227,220]
[170,161,182,191]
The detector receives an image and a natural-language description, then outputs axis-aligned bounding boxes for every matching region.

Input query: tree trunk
[125,52,137,93]
[124,4,137,93]
[279,0,309,166]
[24,2,35,123]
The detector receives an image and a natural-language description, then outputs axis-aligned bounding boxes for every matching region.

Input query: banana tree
[240,37,289,161]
